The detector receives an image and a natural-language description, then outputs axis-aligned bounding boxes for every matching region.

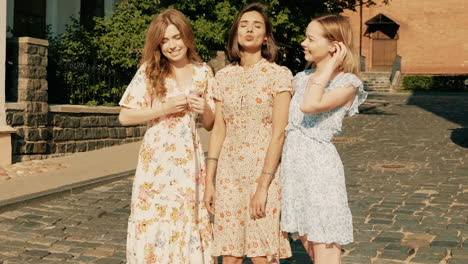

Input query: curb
[0,169,135,211]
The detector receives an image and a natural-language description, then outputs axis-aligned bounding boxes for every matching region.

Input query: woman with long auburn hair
[118,8,216,264]
[281,14,367,264]
[203,3,292,264]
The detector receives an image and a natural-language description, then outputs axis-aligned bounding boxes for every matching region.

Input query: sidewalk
[0,142,140,208]
[0,96,387,209]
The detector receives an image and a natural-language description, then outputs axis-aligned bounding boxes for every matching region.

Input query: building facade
[343,0,468,74]
[6,0,122,38]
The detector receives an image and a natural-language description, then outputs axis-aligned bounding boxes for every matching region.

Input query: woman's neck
[240,50,263,68]
[314,57,342,80]
[170,56,191,71]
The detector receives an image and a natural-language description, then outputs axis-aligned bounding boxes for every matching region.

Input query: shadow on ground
[406,92,468,148]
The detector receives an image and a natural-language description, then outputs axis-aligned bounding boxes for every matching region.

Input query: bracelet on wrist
[261,171,275,176]
[308,81,324,86]
[206,157,218,162]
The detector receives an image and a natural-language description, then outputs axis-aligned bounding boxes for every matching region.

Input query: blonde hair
[140,9,201,99]
[313,15,359,76]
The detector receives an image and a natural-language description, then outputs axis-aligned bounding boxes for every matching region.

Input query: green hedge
[403,75,468,92]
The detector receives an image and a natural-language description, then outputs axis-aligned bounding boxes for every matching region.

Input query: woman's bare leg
[311,243,341,264]
[222,255,243,264]
[251,256,269,264]
[299,235,315,260]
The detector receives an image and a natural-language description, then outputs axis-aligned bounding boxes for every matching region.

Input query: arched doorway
[365,14,399,72]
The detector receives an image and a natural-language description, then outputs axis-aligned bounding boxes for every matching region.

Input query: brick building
[343,0,468,74]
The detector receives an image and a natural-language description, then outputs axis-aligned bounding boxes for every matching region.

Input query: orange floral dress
[212,58,293,262]
[120,62,215,264]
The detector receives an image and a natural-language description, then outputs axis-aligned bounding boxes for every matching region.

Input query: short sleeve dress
[120,62,216,264]
[211,58,293,262]
[281,70,367,245]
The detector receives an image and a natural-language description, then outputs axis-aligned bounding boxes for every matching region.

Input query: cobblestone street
[0,93,467,264]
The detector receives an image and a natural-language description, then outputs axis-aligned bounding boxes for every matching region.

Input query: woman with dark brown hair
[203,3,292,264]
[118,8,215,264]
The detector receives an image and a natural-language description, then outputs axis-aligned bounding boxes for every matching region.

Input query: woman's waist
[285,124,338,142]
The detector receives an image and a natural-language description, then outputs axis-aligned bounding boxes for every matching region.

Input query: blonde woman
[281,15,368,264]
[118,9,215,264]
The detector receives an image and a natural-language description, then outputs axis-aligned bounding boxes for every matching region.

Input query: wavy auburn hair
[141,9,201,99]
[312,14,360,76]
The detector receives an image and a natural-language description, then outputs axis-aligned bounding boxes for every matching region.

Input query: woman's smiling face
[161,24,188,63]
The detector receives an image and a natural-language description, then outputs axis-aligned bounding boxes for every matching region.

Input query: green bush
[45,0,390,105]
[403,75,468,92]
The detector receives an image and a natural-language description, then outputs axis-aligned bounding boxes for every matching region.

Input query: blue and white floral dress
[281,70,367,245]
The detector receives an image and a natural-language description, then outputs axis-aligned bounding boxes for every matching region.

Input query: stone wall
[207,50,228,73]
[5,37,146,163]
[6,103,146,162]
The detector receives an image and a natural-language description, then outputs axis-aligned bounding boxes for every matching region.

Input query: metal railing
[48,58,135,106]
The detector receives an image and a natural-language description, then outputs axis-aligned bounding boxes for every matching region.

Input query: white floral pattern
[281,70,367,245]
[120,62,216,264]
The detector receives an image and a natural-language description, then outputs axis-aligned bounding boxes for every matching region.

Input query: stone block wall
[207,51,228,73]
[6,103,146,162]
[5,37,146,163]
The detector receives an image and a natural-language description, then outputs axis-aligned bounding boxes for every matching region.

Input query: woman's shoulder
[264,61,292,76]
[335,72,363,88]
[294,69,314,81]
[195,62,214,77]
[214,64,237,78]
[135,63,147,74]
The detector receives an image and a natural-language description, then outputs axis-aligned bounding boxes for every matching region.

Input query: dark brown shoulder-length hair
[227,3,278,63]
[140,9,201,99]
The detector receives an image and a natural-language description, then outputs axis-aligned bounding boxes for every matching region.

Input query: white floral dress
[119,62,215,264]
[281,70,368,245]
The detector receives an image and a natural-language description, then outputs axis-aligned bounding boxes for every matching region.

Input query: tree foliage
[48,0,390,105]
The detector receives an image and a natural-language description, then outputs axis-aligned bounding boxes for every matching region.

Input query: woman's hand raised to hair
[327,41,347,72]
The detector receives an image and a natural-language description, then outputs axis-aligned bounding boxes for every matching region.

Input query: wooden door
[371,31,397,72]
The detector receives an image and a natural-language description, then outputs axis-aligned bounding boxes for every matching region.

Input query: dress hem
[282,229,353,246]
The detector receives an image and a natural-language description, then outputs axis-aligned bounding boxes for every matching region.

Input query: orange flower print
[123,63,215,263]
[144,243,157,264]
[124,95,134,105]
[210,59,293,259]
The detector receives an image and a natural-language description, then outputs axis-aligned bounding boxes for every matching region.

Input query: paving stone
[448,258,468,264]
[341,255,372,263]
[22,249,50,258]
[373,259,406,264]
[411,254,445,263]
[94,258,125,264]
[450,248,468,259]
[431,241,460,247]
[43,252,74,260]
[70,255,98,262]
